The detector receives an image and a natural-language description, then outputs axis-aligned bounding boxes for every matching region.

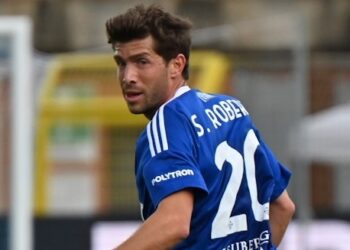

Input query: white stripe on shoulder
[158,105,168,151]
[152,112,162,153]
[146,122,155,157]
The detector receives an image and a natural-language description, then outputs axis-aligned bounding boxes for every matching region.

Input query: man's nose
[122,64,136,84]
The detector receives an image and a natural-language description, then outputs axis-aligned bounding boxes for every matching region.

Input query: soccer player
[105,4,295,250]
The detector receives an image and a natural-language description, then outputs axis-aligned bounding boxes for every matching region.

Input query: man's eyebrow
[113,52,151,61]
[130,52,150,59]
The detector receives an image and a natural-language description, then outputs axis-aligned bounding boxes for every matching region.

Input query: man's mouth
[124,91,143,103]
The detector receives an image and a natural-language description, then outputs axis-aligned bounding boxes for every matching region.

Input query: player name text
[191,99,249,137]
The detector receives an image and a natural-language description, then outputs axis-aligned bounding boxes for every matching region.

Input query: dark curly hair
[105,4,192,80]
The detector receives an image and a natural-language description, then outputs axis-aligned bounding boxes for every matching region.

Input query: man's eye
[117,60,126,68]
[137,59,148,65]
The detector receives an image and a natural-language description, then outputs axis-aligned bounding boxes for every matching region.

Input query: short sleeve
[142,107,208,207]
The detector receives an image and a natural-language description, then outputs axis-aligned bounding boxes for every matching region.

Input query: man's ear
[169,54,186,78]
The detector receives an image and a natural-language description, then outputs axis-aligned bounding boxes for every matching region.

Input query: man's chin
[127,106,144,115]
[129,110,143,115]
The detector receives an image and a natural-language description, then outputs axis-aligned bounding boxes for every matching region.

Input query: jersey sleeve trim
[147,105,169,157]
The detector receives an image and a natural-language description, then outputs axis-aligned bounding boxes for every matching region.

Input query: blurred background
[1,0,350,249]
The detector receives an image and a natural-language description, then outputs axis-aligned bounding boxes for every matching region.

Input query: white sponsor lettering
[222,230,270,250]
[151,169,195,186]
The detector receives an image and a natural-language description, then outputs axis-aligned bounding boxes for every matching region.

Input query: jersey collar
[156,85,191,113]
[173,85,191,99]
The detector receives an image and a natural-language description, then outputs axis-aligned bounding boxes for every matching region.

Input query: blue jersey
[135,86,291,250]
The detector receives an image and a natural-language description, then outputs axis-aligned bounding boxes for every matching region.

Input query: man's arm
[269,190,295,246]
[113,190,194,250]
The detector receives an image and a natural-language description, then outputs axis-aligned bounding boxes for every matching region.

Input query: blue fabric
[135,88,291,249]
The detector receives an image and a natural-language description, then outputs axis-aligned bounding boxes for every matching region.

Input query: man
[105,4,295,250]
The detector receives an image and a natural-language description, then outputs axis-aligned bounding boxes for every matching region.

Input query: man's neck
[144,84,191,120]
